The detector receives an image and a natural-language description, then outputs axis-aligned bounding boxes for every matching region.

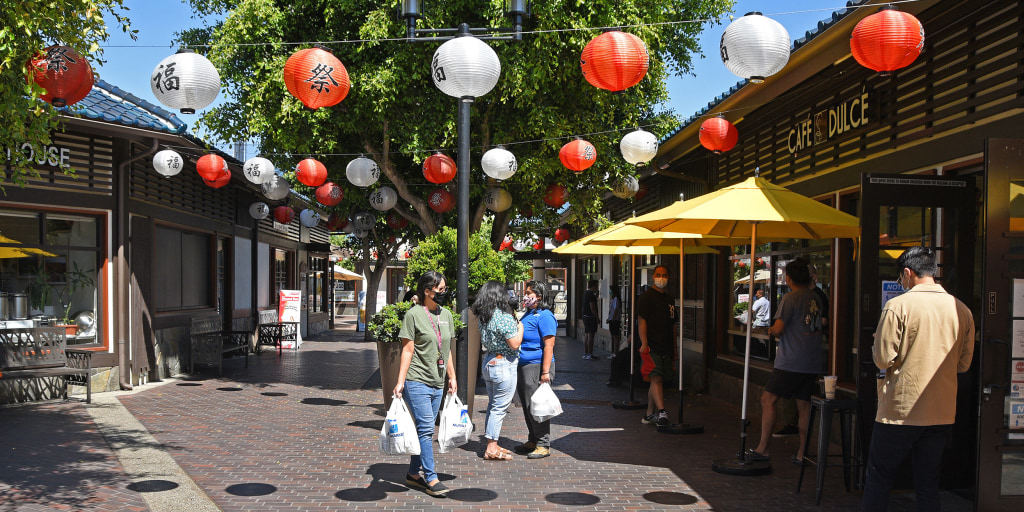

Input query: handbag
[379,395,421,456]
[530,382,563,422]
[438,393,473,453]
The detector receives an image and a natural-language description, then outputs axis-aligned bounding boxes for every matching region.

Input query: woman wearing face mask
[471,280,523,460]
[394,271,457,497]
[513,280,558,459]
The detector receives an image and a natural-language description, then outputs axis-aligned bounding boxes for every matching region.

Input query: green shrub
[368,301,465,343]
[405,226,504,302]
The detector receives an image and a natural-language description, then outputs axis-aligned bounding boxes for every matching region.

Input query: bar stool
[796,396,863,505]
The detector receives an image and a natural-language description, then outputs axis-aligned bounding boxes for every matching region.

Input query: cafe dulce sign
[787,91,872,154]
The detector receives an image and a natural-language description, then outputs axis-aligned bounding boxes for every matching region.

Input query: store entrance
[857,172,978,494]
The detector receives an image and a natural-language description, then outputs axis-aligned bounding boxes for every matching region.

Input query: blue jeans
[861,422,951,512]
[481,353,518,441]
[403,380,443,482]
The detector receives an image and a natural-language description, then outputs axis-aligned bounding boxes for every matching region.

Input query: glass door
[979,139,1024,510]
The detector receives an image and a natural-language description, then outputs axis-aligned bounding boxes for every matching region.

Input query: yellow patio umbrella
[0,234,57,259]
[625,176,860,475]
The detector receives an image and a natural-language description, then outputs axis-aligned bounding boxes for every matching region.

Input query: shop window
[155,226,212,311]
[272,248,293,304]
[306,256,326,313]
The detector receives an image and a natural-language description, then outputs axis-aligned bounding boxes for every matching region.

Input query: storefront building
[1,80,333,400]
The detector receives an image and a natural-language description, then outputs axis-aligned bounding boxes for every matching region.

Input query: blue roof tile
[66,79,187,134]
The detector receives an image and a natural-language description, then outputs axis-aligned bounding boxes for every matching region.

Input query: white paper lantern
[353,211,375,231]
[481,147,517,180]
[152,149,183,177]
[431,36,501,98]
[612,176,640,199]
[512,239,527,251]
[243,157,275,184]
[346,156,380,187]
[484,187,512,212]
[619,129,659,166]
[369,186,398,211]
[249,202,270,220]
[352,228,369,238]
[150,50,221,114]
[720,13,790,83]
[299,209,320,227]
[261,175,291,200]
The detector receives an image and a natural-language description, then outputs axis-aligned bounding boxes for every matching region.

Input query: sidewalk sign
[279,290,303,348]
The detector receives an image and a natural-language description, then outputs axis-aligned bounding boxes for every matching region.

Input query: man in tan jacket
[861,246,975,512]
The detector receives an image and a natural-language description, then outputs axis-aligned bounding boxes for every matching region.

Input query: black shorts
[608,321,621,337]
[765,369,818,401]
[583,316,598,333]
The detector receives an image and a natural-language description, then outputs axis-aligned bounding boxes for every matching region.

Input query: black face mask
[431,291,450,306]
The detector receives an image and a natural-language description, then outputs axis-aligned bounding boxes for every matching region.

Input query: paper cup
[823,375,838,399]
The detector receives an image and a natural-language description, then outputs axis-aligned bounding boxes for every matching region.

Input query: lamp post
[400,1,528,405]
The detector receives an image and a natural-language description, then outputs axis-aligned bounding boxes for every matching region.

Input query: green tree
[497,248,531,287]
[405,226,505,304]
[1,1,135,185]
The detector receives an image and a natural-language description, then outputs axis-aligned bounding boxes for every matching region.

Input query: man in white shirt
[751,287,771,328]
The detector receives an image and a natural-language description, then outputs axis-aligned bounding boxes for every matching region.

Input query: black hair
[653,264,670,275]
[785,258,811,286]
[588,279,599,289]
[415,271,446,305]
[897,246,938,278]
[402,290,417,303]
[471,280,514,325]
[524,280,553,311]
[608,286,620,299]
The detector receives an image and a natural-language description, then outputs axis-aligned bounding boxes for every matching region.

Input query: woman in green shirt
[394,271,457,497]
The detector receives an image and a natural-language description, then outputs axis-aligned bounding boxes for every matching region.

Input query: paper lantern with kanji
[249,202,270,220]
[619,129,659,166]
[554,228,570,242]
[273,206,295,224]
[428,188,454,213]
[243,157,275,184]
[295,158,327,187]
[580,31,649,92]
[423,153,456,184]
[150,50,220,114]
[386,211,408,229]
[850,7,925,74]
[315,182,343,206]
[720,13,790,83]
[28,45,94,108]
[196,154,228,181]
[204,167,231,188]
[544,184,568,208]
[262,175,291,200]
[699,117,739,154]
[369,186,398,211]
[532,239,544,251]
[283,46,350,109]
[326,213,346,231]
[346,156,380,187]
[299,209,320,227]
[431,36,501,99]
[484,187,512,212]
[481,147,517,180]
[559,139,597,172]
[353,211,375,231]
[152,149,183,177]
[612,176,639,199]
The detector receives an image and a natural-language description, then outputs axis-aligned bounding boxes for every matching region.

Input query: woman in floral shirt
[471,280,523,460]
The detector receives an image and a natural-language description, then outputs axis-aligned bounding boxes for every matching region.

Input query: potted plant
[54,262,95,335]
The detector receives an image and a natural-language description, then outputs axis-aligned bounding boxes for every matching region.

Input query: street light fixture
[399,2,528,405]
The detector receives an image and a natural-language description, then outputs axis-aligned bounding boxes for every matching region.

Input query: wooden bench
[256,309,298,356]
[0,327,92,404]
[189,315,251,375]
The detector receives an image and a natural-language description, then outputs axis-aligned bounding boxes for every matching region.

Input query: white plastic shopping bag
[379,395,421,456]
[530,382,563,422]
[437,393,473,453]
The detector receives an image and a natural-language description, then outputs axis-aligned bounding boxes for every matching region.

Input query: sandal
[484,450,513,461]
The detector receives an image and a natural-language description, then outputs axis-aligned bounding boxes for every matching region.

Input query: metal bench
[189,315,251,375]
[256,309,298,356]
[0,327,92,403]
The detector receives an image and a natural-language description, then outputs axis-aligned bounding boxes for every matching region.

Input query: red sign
[279,290,301,323]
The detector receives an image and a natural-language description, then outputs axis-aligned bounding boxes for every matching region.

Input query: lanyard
[424,305,444,353]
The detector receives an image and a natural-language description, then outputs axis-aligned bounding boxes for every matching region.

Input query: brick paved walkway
[1,324,973,511]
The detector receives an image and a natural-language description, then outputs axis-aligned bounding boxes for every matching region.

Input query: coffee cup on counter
[823,375,838,400]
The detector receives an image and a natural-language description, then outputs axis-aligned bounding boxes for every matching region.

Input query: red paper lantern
[404,250,412,259]
[423,153,456,184]
[326,213,346,231]
[315,181,343,206]
[196,154,228,181]
[282,46,350,109]
[274,206,295,224]
[520,205,534,218]
[559,139,597,172]
[28,45,94,107]
[850,7,924,74]
[428,188,454,213]
[634,182,649,201]
[388,236,397,243]
[296,158,327,187]
[738,261,747,268]
[580,31,649,92]
[204,167,231,188]
[533,239,544,251]
[499,238,513,251]
[543,184,568,208]
[386,211,409,229]
[554,228,570,242]
[699,117,739,154]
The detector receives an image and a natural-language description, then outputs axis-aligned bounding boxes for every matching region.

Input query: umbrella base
[711,456,772,476]
[658,423,704,435]
[611,400,647,410]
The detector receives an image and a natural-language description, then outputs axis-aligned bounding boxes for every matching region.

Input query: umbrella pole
[659,240,703,435]
[712,222,770,475]
[613,254,645,410]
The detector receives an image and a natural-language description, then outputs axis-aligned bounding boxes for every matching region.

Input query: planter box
[376,339,403,411]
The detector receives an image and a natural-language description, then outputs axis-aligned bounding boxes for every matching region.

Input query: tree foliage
[0,1,135,185]
[179,0,733,241]
[404,226,505,302]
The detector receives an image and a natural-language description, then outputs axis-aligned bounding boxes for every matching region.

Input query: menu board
[279,290,301,322]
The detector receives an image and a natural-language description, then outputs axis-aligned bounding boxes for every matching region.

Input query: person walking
[861,247,975,511]
[606,286,623,360]
[393,271,457,497]
[471,281,523,461]
[637,265,676,427]
[513,280,557,459]
[581,279,600,359]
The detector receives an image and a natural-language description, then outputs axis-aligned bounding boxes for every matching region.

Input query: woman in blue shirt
[513,280,558,459]
[471,281,523,461]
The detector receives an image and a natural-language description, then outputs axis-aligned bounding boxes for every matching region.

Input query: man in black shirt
[637,265,676,427]
[581,280,599,359]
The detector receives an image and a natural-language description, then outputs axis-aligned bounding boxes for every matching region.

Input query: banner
[279,290,301,322]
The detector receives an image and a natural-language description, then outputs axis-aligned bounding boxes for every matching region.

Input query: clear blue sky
[96,1,848,150]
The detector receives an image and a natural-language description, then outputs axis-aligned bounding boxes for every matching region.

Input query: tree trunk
[361,234,393,343]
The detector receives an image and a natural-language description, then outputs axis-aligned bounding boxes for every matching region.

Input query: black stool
[797,396,862,505]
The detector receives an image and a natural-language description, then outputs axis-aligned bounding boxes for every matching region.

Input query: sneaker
[582,354,592,360]
[772,424,799,438]
[656,409,670,427]
[527,446,551,459]
[424,481,450,497]
[513,441,536,455]
[642,412,657,424]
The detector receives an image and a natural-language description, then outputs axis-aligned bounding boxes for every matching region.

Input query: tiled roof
[660,0,872,143]
[67,79,188,134]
